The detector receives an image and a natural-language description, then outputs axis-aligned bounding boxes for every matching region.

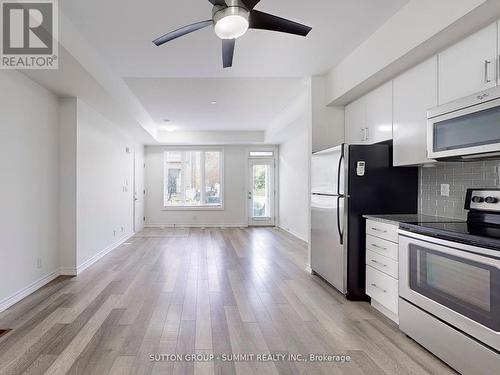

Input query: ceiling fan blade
[222,39,235,68]
[153,20,213,46]
[249,10,312,37]
[208,0,227,6]
[241,0,261,10]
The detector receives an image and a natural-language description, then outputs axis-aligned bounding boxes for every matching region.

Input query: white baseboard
[0,233,135,313]
[371,300,399,324]
[59,267,77,276]
[305,264,313,274]
[277,225,308,244]
[145,224,248,229]
[76,232,134,274]
[0,270,59,313]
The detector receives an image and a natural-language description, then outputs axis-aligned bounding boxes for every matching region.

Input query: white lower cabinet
[365,219,399,323]
[366,234,398,260]
[366,265,399,314]
[366,220,399,243]
[366,250,398,279]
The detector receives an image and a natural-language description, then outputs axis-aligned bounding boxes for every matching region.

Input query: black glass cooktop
[400,220,500,250]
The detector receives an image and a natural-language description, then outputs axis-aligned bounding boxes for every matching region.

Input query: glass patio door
[248,159,275,226]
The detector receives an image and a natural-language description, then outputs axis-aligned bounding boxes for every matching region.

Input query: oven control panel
[466,189,500,212]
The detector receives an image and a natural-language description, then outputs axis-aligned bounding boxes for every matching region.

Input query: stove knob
[485,196,499,204]
[471,196,484,203]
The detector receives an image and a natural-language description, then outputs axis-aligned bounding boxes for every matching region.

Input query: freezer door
[311,146,344,195]
[311,194,346,293]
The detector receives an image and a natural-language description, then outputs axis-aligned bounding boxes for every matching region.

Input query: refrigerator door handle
[337,195,345,245]
[337,146,345,196]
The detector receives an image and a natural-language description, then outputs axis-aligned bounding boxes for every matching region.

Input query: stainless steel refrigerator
[311,141,418,301]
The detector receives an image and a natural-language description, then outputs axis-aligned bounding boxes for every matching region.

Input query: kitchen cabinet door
[365,81,393,144]
[393,57,438,166]
[345,96,366,144]
[438,22,497,105]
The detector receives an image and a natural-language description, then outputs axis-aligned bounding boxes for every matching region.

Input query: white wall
[326,0,495,104]
[311,76,345,153]
[156,131,265,145]
[0,72,145,310]
[76,100,141,269]
[59,98,78,273]
[145,146,249,227]
[0,71,60,308]
[278,120,310,242]
[267,80,313,244]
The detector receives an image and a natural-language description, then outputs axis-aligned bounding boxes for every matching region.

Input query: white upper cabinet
[438,22,498,105]
[345,96,366,145]
[365,81,393,144]
[345,82,393,145]
[393,57,438,166]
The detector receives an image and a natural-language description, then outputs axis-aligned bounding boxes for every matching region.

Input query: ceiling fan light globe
[215,14,249,39]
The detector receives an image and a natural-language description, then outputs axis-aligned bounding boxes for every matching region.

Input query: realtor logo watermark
[1,0,58,69]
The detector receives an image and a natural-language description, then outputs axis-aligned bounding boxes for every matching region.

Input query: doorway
[248,158,275,226]
[133,150,145,233]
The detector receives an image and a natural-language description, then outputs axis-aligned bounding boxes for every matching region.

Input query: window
[249,151,274,157]
[164,149,223,208]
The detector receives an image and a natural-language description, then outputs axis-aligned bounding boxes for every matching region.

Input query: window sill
[162,205,224,211]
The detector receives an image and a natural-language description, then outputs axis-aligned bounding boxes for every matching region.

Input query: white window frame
[248,150,275,158]
[163,147,224,211]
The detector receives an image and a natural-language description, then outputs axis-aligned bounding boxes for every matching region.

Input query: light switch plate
[440,184,450,197]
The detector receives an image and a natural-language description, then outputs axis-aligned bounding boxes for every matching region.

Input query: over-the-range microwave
[427,86,500,161]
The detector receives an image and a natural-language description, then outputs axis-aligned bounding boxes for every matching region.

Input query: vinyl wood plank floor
[0,228,456,375]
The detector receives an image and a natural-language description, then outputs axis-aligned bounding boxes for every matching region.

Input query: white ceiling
[61,0,408,78]
[59,0,409,137]
[126,77,307,131]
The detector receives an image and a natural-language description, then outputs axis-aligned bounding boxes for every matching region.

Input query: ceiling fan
[153,0,312,68]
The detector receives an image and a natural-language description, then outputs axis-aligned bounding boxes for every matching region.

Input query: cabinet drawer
[366,250,398,279]
[366,234,398,260]
[366,266,398,315]
[366,220,398,243]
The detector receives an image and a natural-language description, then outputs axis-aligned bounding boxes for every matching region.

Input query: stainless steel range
[398,189,500,375]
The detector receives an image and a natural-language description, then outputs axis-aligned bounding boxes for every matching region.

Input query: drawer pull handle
[371,259,387,267]
[370,283,387,293]
[372,244,387,250]
[371,227,387,233]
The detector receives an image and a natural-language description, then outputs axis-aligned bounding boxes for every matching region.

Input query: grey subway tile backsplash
[419,160,500,219]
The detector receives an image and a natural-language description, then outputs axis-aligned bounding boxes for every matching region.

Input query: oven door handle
[399,231,500,266]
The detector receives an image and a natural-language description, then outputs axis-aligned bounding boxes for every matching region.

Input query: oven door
[399,231,500,351]
[427,95,500,160]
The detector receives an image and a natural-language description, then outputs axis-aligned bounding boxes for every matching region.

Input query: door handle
[337,195,345,245]
[337,145,344,196]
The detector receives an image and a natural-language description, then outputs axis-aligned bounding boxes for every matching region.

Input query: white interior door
[133,151,145,233]
[248,159,275,226]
